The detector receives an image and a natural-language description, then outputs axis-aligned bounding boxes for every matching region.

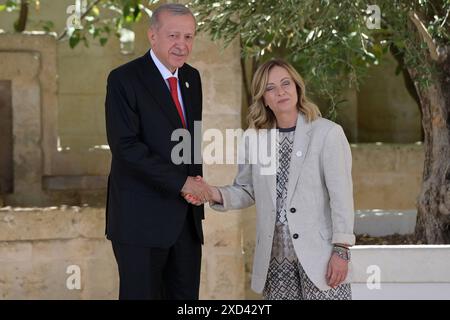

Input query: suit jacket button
[290,208,296,213]
[296,151,303,157]
[293,233,299,239]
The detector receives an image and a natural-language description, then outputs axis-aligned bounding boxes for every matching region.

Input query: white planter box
[350,245,450,300]
[350,211,450,299]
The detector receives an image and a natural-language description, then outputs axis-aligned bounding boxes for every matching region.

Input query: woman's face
[263,65,298,116]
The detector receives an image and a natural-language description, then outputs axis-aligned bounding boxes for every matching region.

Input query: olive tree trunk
[406,12,450,244]
[407,38,450,243]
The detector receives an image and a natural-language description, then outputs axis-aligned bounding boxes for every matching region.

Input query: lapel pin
[185,82,190,88]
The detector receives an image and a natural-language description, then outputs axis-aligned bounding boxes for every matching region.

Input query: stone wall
[0,206,116,299]
[352,143,424,209]
[356,53,422,143]
[0,205,245,300]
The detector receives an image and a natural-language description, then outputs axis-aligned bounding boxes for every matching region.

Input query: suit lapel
[286,113,312,207]
[178,68,197,172]
[137,51,184,129]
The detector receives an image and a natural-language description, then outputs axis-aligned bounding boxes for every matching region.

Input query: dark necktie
[167,77,186,128]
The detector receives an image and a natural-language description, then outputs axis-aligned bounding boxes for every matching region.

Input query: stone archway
[0,50,44,205]
[0,33,60,206]
[0,80,13,195]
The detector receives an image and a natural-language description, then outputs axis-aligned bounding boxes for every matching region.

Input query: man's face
[148,12,196,73]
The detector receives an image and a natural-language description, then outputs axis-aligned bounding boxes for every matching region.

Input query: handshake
[180,176,223,206]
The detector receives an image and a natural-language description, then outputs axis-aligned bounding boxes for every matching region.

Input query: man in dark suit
[105,3,210,300]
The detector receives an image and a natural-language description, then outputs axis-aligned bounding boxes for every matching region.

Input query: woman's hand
[208,185,223,204]
[326,252,349,288]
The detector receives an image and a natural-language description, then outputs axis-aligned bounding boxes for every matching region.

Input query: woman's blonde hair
[247,59,321,129]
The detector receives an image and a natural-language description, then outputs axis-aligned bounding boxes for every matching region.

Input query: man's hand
[183,193,203,206]
[181,176,212,204]
[326,252,349,288]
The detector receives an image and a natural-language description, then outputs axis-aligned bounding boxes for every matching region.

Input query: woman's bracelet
[333,244,350,250]
[332,245,351,261]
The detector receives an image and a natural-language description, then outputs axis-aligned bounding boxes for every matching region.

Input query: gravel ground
[356,233,422,245]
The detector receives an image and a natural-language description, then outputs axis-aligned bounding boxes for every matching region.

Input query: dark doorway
[0,80,13,194]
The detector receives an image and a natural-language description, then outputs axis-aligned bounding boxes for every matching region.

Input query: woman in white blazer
[185,59,355,300]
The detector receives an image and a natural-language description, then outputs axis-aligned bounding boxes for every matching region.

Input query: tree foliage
[0,0,159,48]
[189,0,450,116]
[2,1,448,103]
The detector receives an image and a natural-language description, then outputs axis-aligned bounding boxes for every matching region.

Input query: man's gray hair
[150,3,196,30]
